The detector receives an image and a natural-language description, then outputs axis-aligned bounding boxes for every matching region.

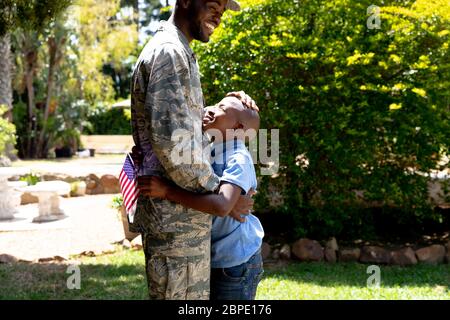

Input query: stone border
[262,238,450,266]
[9,173,121,205]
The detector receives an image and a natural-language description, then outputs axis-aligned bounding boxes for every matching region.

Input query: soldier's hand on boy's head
[226,91,259,112]
[138,176,170,199]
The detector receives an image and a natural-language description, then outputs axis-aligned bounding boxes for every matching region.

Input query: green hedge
[86,107,131,135]
[0,105,16,157]
[194,0,450,239]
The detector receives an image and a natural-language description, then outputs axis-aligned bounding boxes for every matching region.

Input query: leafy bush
[194,0,450,239]
[111,194,123,210]
[86,107,131,135]
[0,105,16,156]
[19,172,40,186]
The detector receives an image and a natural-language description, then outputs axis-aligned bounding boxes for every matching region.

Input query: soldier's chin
[197,29,210,43]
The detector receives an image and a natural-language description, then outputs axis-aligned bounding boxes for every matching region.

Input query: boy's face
[203,97,242,139]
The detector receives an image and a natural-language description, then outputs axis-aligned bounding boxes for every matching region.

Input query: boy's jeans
[210,249,264,300]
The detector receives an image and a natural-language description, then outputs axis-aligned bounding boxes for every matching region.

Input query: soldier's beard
[187,4,210,42]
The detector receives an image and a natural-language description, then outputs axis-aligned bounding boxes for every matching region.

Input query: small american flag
[119,153,139,223]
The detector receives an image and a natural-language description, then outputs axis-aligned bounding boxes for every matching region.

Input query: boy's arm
[138,176,247,220]
[167,182,242,218]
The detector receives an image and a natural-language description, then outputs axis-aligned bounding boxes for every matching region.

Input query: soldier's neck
[169,13,193,43]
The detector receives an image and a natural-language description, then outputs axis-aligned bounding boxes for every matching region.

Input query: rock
[63,176,78,183]
[0,156,12,167]
[42,174,63,181]
[85,174,104,195]
[292,238,324,261]
[7,175,21,182]
[271,249,280,260]
[390,247,417,266]
[38,255,67,263]
[131,235,143,250]
[86,180,96,189]
[415,245,446,264]
[324,248,337,263]
[326,237,339,251]
[21,192,39,204]
[93,250,105,256]
[338,248,361,262]
[100,175,120,194]
[122,239,132,249]
[102,245,117,255]
[360,246,391,264]
[53,255,68,262]
[261,242,271,260]
[279,244,291,260]
[0,254,18,264]
[80,250,95,257]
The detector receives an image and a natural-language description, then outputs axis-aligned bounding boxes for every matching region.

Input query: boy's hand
[229,189,256,223]
[226,91,259,112]
[138,176,170,199]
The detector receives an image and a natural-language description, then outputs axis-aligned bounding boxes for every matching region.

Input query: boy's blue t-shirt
[210,139,264,268]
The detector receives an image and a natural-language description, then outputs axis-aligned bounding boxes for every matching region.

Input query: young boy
[142,96,264,300]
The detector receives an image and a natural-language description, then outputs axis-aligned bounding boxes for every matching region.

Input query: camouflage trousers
[134,196,212,300]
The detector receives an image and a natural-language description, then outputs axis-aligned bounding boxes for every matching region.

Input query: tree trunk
[23,34,38,158]
[0,34,12,120]
[37,36,65,158]
[0,33,19,160]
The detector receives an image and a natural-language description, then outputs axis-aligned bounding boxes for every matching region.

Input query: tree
[0,0,72,158]
[10,0,138,158]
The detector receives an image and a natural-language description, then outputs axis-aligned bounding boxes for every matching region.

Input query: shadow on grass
[0,261,148,300]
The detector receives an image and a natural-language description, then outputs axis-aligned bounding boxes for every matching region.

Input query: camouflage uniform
[130,21,220,300]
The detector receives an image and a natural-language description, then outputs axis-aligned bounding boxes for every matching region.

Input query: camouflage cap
[226,0,241,11]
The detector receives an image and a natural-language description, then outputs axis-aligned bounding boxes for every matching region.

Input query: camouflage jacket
[131,21,220,193]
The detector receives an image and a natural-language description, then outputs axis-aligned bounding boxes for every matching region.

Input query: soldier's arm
[146,45,219,192]
[204,92,260,112]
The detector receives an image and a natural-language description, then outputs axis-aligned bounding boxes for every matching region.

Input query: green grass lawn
[0,248,449,300]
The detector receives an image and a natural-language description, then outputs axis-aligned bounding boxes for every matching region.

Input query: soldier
[130,0,258,300]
